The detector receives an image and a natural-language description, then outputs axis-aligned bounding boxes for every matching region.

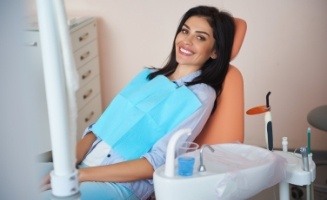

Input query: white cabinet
[25,17,102,154]
[70,18,102,139]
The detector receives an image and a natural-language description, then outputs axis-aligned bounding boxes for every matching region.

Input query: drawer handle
[82,70,92,80]
[84,111,95,123]
[83,89,93,99]
[80,51,90,61]
[79,32,89,42]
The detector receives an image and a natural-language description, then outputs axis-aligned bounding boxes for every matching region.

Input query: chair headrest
[231,18,247,60]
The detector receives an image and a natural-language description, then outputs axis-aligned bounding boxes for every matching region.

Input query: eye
[180,28,189,34]
[196,35,206,41]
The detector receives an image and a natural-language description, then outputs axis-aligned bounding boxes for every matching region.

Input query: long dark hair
[148,6,235,97]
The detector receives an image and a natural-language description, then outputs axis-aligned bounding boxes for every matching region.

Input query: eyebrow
[183,24,211,37]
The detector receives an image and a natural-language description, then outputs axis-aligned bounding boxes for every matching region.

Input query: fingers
[40,174,51,191]
[40,183,51,192]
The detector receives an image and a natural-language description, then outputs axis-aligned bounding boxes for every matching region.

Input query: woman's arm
[76,132,97,165]
[78,157,154,182]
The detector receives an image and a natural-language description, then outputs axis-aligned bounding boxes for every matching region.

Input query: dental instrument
[307,127,311,154]
[300,147,310,171]
[246,91,274,151]
[274,145,316,200]
[300,147,314,200]
[265,92,273,151]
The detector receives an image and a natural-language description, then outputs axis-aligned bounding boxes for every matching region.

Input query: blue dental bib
[92,68,202,160]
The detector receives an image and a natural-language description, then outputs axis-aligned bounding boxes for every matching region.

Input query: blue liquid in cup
[178,156,195,176]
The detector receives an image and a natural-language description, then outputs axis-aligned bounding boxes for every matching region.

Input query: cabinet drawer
[74,40,98,68]
[76,94,102,139]
[77,57,100,87]
[71,20,97,51]
[76,75,101,110]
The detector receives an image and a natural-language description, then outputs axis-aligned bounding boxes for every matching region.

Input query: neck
[169,65,200,80]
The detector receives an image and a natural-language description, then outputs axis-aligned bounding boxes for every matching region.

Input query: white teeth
[180,48,192,55]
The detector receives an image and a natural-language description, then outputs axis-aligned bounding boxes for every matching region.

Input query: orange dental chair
[195,18,247,145]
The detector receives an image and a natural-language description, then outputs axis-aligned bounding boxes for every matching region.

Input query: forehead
[183,16,213,34]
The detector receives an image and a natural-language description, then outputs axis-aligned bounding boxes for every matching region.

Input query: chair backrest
[195,18,247,145]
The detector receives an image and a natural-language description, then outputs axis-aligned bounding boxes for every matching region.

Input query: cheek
[199,46,214,58]
[175,34,182,46]
[202,43,215,57]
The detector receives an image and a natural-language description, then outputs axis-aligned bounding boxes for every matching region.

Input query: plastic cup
[177,142,199,176]
[178,156,195,176]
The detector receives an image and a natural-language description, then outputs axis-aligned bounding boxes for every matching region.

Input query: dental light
[246,91,273,151]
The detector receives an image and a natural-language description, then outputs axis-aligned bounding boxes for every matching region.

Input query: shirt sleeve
[142,83,216,170]
[82,124,102,154]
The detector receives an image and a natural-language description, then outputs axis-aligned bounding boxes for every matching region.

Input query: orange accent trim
[246,105,270,115]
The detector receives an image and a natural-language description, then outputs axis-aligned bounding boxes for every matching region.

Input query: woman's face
[175,16,217,70]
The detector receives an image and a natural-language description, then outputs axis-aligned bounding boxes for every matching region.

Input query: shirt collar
[173,70,201,86]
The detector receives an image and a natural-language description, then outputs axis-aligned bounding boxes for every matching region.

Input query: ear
[210,51,217,59]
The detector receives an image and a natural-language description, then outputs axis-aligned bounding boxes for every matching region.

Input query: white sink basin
[153,143,286,200]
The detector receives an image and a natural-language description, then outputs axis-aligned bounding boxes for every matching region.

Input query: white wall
[28,0,327,150]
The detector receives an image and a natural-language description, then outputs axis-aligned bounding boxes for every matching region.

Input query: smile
[179,47,194,56]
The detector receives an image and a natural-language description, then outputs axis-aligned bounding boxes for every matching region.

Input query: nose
[182,35,193,45]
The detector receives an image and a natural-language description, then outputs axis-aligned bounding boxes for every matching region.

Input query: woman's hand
[40,174,51,191]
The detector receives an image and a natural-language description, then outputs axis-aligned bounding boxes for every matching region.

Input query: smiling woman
[41,5,236,200]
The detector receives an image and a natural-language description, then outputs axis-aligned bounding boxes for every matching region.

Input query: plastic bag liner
[205,143,287,200]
